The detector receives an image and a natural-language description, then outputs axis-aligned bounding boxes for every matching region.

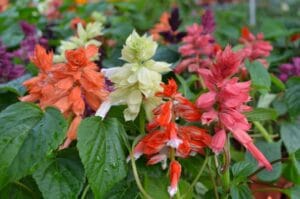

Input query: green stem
[81,184,90,199]
[221,137,231,197]
[253,121,273,143]
[14,181,34,196]
[139,112,145,135]
[130,153,153,199]
[182,156,209,198]
[209,157,219,199]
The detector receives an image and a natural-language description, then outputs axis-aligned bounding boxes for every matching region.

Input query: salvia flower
[0,41,25,83]
[175,22,219,74]
[150,7,186,44]
[20,44,108,148]
[96,31,171,121]
[278,57,300,82]
[239,27,273,68]
[196,46,272,170]
[54,20,103,63]
[131,79,211,197]
[201,9,215,34]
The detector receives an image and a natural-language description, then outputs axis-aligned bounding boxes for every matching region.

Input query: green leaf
[0,102,67,189]
[289,185,300,199]
[284,83,300,117]
[0,176,42,199]
[245,60,271,94]
[245,141,282,182]
[33,149,85,199]
[281,122,300,154]
[0,74,31,96]
[231,162,255,184]
[153,45,180,63]
[77,117,127,198]
[270,74,285,91]
[144,176,169,199]
[230,184,252,199]
[244,108,278,121]
[257,93,277,108]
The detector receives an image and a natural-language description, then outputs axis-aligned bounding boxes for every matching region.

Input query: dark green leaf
[77,117,127,198]
[144,176,169,199]
[244,108,278,121]
[281,122,300,154]
[245,60,271,94]
[33,149,85,199]
[230,184,252,199]
[245,141,282,182]
[231,162,255,184]
[0,74,31,96]
[0,102,67,189]
[284,83,300,117]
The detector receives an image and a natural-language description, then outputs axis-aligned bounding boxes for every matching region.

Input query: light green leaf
[244,108,278,121]
[0,102,67,189]
[245,60,271,94]
[77,117,127,198]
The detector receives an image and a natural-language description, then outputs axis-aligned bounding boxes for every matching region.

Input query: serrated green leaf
[281,122,300,154]
[77,117,127,198]
[33,149,85,199]
[0,102,67,189]
[245,141,282,182]
[231,162,253,178]
[244,108,277,121]
[230,184,252,199]
[0,74,31,96]
[284,83,300,117]
[245,60,271,94]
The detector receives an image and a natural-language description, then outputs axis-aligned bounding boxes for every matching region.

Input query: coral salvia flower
[239,27,273,68]
[96,31,171,121]
[131,79,211,197]
[21,44,108,148]
[196,46,272,170]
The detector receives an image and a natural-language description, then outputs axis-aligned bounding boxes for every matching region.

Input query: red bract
[132,79,211,197]
[196,46,272,171]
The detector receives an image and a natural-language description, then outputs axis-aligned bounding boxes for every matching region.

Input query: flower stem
[14,181,34,196]
[130,153,153,199]
[81,184,90,199]
[209,158,220,199]
[139,112,146,135]
[182,156,209,198]
[253,121,273,143]
[221,137,231,197]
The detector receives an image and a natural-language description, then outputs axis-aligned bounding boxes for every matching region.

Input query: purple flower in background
[278,57,300,82]
[12,21,48,62]
[0,41,25,83]
[20,21,36,37]
[201,9,215,34]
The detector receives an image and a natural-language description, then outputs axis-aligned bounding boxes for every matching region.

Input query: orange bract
[21,44,108,147]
